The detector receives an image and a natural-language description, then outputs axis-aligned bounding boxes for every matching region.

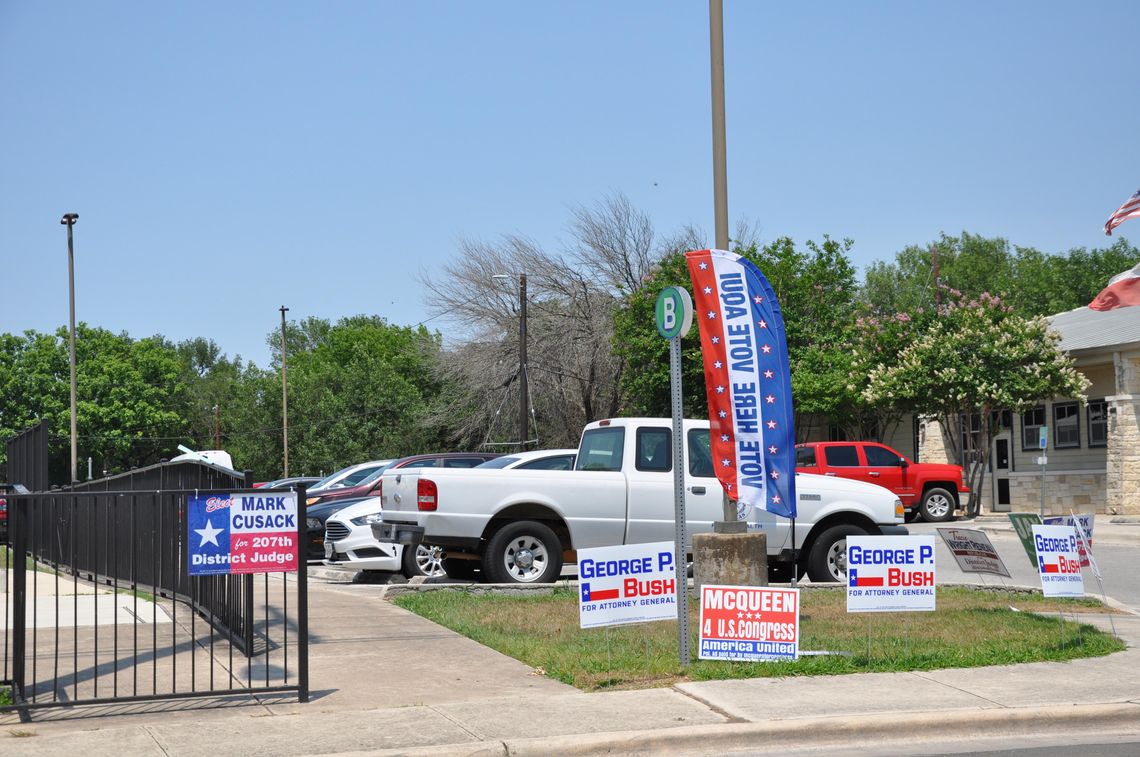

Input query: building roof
[1049,306,1140,353]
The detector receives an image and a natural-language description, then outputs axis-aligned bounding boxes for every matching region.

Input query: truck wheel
[484,521,563,584]
[441,557,480,581]
[919,487,955,522]
[806,524,867,583]
[401,543,446,579]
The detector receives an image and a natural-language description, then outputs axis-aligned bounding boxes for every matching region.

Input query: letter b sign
[655,287,693,340]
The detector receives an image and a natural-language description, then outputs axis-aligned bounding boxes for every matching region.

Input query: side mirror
[899,457,910,468]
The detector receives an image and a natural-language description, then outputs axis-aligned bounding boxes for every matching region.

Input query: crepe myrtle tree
[862,289,1088,517]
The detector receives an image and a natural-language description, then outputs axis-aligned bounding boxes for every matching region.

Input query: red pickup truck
[795,441,969,522]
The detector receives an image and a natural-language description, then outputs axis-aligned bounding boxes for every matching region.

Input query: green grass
[0,686,11,707]
[393,586,1125,690]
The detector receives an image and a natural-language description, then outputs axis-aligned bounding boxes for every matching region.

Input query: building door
[991,431,1012,512]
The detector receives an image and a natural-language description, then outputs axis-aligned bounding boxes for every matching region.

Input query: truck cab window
[687,429,715,478]
[636,428,671,472]
[576,428,625,471]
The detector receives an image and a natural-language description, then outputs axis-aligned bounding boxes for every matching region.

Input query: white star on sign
[703,286,712,294]
[753,295,763,304]
[768,445,778,454]
[721,434,730,442]
[765,395,776,404]
[770,471,780,480]
[766,420,777,429]
[721,459,731,467]
[715,385,725,394]
[195,519,224,548]
[707,311,716,319]
[713,360,723,369]
[761,344,772,354]
[758,319,767,329]
[763,370,774,379]
[699,262,708,270]
[711,336,720,344]
[772,494,781,504]
[718,410,728,418]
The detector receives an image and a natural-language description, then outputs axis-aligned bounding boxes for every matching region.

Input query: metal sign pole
[670,334,690,667]
[656,286,693,667]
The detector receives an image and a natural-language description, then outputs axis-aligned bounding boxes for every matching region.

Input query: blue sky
[2,2,1137,366]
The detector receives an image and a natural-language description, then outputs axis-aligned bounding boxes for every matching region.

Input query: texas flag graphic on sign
[685,249,796,520]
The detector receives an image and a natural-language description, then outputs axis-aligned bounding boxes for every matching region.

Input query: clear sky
[2,2,1137,367]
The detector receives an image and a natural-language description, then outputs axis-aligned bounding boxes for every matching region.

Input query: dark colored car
[304,452,500,509]
[254,475,321,489]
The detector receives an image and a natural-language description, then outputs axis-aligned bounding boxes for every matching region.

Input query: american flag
[1105,189,1140,236]
[685,249,796,520]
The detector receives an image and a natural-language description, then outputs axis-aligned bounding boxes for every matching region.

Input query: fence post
[242,471,255,655]
[295,482,309,703]
[10,497,27,704]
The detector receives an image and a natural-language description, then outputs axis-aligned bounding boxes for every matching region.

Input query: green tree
[863,290,1089,516]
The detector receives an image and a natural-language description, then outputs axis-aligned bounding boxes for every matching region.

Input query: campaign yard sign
[937,528,1011,578]
[1030,524,1084,597]
[1008,513,1043,567]
[698,585,799,662]
[846,535,936,613]
[1043,513,1094,568]
[578,541,678,629]
[188,492,299,575]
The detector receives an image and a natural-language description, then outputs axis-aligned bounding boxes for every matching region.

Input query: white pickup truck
[374,418,906,584]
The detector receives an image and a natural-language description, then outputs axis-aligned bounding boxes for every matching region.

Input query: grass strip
[393,585,1124,690]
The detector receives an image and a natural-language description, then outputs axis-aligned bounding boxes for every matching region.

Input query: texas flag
[1089,262,1140,311]
[685,249,796,520]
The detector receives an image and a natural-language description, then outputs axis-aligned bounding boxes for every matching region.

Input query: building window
[1088,400,1108,448]
[827,424,847,442]
[1053,402,1080,449]
[1022,406,1046,451]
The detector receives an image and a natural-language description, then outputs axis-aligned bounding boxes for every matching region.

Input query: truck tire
[401,543,446,579]
[441,556,480,582]
[483,521,563,584]
[806,524,868,583]
[919,487,955,522]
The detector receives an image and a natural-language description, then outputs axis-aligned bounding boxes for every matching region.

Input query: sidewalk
[3,570,1139,756]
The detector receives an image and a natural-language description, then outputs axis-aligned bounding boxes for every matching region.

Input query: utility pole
[931,245,942,307]
[279,306,290,476]
[214,404,221,449]
[708,0,742,533]
[518,273,528,450]
[61,212,79,484]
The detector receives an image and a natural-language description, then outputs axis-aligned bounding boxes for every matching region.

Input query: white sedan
[322,449,577,578]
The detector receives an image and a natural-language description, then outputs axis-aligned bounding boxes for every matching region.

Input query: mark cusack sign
[847,535,936,613]
[937,528,1011,578]
[188,492,299,575]
[698,585,799,662]
[578,541,678,629]
[1030,524,1084,597]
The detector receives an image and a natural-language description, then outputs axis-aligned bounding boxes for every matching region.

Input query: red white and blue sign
[188,493,299,575]
[846,535,936,613]
[685,249,796,520]
[1030,524,1084,597]
[578,541,678,629]
[698,585,800,661]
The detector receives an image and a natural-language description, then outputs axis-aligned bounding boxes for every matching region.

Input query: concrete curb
[354,702,1140,757]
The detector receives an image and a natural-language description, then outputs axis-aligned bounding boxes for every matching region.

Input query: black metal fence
[4,421,48,492]
[1,481,308,714]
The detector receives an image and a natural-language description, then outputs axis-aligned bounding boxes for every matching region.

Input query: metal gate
[1,484,308,715]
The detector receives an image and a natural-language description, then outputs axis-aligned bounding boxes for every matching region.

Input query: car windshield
[475,456,520,469]
[309,468,354,491]
[356,462,397,486]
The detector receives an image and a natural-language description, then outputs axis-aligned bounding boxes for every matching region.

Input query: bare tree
[421,193,670,449]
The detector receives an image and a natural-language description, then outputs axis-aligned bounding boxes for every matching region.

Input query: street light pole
[518,273,528,450]
[61,213,79,484]
[279,306,290,477]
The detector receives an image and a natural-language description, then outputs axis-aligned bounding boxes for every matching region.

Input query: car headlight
[306,497,320,506]
[350,511,385,526]
[306,517,322,530]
